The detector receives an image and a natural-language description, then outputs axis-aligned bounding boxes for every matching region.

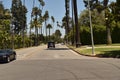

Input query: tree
[32,7,41,46]
[21,1,27,48]
[72,0,81,47]
[83,0,113,45]
[43,10,49,42]
[38,0,45,10]
[65,0,70,43]
[115,0,120,21]
[0,1,4,19]
[51,16,55,33]
[46,24,52,41]
[11,0,27,34]
[103,0,112,45]
[0,2,11,49]
[55,29,62,43]
[38,0,45,37]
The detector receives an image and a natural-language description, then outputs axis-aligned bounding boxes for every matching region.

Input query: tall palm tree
[43,10,49,42]
[38,0,45,35]
[32,7,41,46]
[38,0,45,10]
[65,0,70,43]
[51,16,55,32]
[72,0,81,47]
[29,0,36,46]
[0,2,4,18]
[46,24,52,41]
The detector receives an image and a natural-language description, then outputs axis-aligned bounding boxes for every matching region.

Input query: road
[0,44,120,80]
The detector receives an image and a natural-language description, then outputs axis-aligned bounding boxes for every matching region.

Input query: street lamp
[84,0,95,55]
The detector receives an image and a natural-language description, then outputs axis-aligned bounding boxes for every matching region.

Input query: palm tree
[0,1,4,18]
[51,16,55,32]
[32,7,41,46]
[65,0,70,43]
[72,0,81,47]
[43,10,49,42]
[38,0,45,36]
[46,24,52,41]
[38,0,45,10]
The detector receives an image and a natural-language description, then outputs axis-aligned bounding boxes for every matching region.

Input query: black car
[0,49,16,63]
[47,41,55,48]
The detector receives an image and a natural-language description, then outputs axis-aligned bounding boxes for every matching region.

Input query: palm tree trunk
[45,20,47,42]
[73,0,81,47]
[71,0,75,45]
[65,0,70,43]
[49,28,50,41]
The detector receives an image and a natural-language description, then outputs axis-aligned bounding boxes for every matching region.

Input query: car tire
[13,54,16,60]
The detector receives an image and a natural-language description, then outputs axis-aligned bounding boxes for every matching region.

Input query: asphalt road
[0,44,120,80]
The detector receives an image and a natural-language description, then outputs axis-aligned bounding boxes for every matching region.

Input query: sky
[1,0,86,37]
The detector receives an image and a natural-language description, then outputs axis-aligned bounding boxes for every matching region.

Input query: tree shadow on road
[45,48,70,50]
[96,50,120,58]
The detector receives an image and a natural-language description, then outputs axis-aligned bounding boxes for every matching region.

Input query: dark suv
[47,41,55,48]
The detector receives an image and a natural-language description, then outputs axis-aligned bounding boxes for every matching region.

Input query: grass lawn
[68,44,120,58]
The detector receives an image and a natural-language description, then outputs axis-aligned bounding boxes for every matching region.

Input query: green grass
[68,44,120,58]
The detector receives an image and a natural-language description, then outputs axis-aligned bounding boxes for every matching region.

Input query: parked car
[0,49,16,63]
[47,41,55,48]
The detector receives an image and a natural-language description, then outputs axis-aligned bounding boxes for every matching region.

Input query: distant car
[0,49,16,63]
[47,41,55,48]
[61,42,65,45]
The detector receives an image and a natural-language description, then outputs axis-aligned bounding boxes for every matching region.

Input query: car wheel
[13,54,16,60]
[6,56,10,63]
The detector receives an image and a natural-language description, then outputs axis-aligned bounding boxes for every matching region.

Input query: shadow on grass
[96,50,120,58]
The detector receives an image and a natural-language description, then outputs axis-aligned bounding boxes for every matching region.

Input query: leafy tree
[11,0,25,34]
[55,29,62,43]
[115,0,120,21]
[83,0,114,45]
[0,2,12,49]
[0,2,4,19]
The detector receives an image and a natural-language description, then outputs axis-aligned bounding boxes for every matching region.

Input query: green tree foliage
[83,0,114,45]
[11,0,27,34]
[0,2,11,49]
[0,2,4,18]
[115,0,120,21]
[75,0,120,44]
[54,29,62,43]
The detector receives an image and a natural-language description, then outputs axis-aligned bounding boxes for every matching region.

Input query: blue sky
[2,0,85,37]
